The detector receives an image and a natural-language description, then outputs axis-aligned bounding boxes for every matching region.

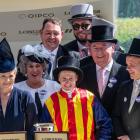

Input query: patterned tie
[80,48,88,58]
[98,68,105,97]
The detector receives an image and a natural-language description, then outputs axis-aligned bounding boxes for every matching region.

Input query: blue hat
[0,38,15,73]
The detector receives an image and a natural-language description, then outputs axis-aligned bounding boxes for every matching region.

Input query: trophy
[34,123,54,132]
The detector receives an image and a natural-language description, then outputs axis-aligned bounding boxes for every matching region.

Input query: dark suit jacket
[112,80,140,140]
[15,44,71,83]
[63,40,79,52]
[79,56,130,115]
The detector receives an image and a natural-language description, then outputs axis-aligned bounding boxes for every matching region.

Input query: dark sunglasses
[72,23,91,30]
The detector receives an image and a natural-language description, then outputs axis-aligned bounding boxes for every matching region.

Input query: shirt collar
[77,41,86,50]
[134,79,140,87]
[41,44,58,56]
[96,59,113,72]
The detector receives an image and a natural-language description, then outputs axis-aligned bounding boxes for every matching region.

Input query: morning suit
[79,56,130,115]
[112,80,140,140]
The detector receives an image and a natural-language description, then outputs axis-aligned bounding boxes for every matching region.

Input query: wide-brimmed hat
[0,38,15,73]
[68,3,94,22]
[126,38,140,57]
[21,44,49,64]
[53,56,83,84]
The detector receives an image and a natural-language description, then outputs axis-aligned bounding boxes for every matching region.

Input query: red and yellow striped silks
[44,88,95,140]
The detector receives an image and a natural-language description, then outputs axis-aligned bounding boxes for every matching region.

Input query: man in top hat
[0,38,37,140]
[112,38,140,140]
[79,24,130,116]
[89,17,126,66]
[64,3,94,58]
[41,56,112,140]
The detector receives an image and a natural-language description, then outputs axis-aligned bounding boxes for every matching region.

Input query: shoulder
[14,81,25,88]
[46,80,60,88]
[63,40,77,47]
[13,87,33,100]
[80,56,94,68]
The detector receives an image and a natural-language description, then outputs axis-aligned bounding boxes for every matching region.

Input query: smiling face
[71,18,92,42]
[0,69,16,95]
[126,56,140,80]
[26,62,44,83]
[40,21,64,51]
[58,70,78,92]
[89,42,115,68]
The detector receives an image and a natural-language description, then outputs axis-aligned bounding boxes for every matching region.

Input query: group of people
[0,3,140,140]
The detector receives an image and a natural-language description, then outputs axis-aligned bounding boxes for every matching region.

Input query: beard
[74,34,87,43]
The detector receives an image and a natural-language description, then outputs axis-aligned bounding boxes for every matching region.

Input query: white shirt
[14,79,60,106]
[96,59,113,95]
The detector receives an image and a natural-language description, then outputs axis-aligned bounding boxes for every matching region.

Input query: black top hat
[89,25,117,44]
[127,38,140,57]
[0,38,15,73]
[53,56,83,84]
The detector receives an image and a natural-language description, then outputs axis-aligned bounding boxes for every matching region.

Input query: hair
[18,55,48,77]
[41,17,62,31]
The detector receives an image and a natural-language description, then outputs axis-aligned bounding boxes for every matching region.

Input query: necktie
[98,68,105,97]
[80,48,88,58]
[35,92,43,120]
[128,82,140,113]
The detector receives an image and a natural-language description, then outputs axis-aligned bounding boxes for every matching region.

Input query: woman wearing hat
[41,56,112,140]
[14,44,60,120]
[0,38,37,140]
[112,38,140,140]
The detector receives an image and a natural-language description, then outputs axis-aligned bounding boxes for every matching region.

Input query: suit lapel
[90,64,100,98]
[101,62,118,98]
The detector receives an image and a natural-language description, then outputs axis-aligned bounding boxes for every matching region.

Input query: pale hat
[68,3,94,22]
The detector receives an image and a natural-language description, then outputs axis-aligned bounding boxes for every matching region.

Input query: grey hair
[18,55,48,77]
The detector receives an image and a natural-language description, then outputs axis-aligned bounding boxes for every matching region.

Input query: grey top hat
[68,3,94,22]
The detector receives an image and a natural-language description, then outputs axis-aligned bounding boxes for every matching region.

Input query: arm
[93,97,112,140]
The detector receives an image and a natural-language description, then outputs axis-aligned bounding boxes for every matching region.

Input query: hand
[117,135,130,140]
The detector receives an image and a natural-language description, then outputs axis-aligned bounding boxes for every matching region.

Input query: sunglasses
[72,23,91,30]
